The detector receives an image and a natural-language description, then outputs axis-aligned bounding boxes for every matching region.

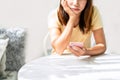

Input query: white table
[18,53,120,80]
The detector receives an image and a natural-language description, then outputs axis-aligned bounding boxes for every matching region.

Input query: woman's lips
[71,8,80,11]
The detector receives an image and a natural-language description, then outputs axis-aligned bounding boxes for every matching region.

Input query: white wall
[94,0,120,54]
[0,0,120,63]
[0,0,59,63]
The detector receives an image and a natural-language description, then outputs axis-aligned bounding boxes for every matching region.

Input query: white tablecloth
[18,53,120,80]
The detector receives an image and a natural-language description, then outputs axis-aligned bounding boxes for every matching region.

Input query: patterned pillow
[0,34,9,78]
[0,28,26,71]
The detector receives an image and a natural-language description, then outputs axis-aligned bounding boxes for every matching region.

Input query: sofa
[0,27,26,80]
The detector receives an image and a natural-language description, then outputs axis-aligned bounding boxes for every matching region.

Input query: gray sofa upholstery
[0,27,26,80]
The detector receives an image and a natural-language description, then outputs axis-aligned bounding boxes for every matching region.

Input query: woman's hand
[68,45,87,57]
[61,0,78,20]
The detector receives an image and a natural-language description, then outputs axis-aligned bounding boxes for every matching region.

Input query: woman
[48,0,106,56]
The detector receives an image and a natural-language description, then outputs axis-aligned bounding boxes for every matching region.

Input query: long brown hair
[58,0,93,34]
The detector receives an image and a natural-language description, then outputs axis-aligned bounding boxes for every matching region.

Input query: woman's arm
[69,28,106,56]
[86,28,106,56]
[49,19,74,55]
[49,0,78,54]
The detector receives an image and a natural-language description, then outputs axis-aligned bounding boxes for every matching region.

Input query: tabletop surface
[18,53,120,80]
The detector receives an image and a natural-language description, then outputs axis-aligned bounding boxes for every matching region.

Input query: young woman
[48,0,106,56]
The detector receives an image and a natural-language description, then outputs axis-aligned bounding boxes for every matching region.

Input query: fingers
[69,45,87,56]
[61,0,65,7]
[61,0,76,17]
[69,46,80,56]
[61,0,68,11]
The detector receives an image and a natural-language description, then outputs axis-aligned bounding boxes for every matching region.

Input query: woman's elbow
[103,45,107,53]
[54,47,64,55]
[101,44,107,54]
[52,42,64,55]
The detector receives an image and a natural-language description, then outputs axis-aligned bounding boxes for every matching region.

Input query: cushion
[0,28,26,71]
[0,34,9,78]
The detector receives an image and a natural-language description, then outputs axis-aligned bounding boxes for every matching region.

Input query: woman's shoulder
[92,5,103,30]
[48,8,61,28]
[92,5,100,14]
[48,8,58,19]
[92,5,102,20]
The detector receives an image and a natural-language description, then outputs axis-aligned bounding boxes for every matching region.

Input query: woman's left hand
[68,45,87,57]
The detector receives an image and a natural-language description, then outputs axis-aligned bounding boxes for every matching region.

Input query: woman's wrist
[68,18,76,27]
[84,48,90,56]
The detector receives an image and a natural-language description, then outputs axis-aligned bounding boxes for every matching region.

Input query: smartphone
[70,42,83,48]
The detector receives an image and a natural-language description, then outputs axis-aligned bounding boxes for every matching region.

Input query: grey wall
[0,0,120,63]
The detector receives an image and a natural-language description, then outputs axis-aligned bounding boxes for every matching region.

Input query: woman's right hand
[61,0,77,20]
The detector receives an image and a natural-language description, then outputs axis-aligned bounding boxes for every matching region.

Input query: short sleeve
[48,9,60,29]
[92,6,103,30]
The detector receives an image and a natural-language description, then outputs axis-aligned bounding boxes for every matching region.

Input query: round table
[18,54,120,80]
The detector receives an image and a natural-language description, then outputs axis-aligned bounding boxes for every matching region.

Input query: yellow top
[48,6,103,54]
